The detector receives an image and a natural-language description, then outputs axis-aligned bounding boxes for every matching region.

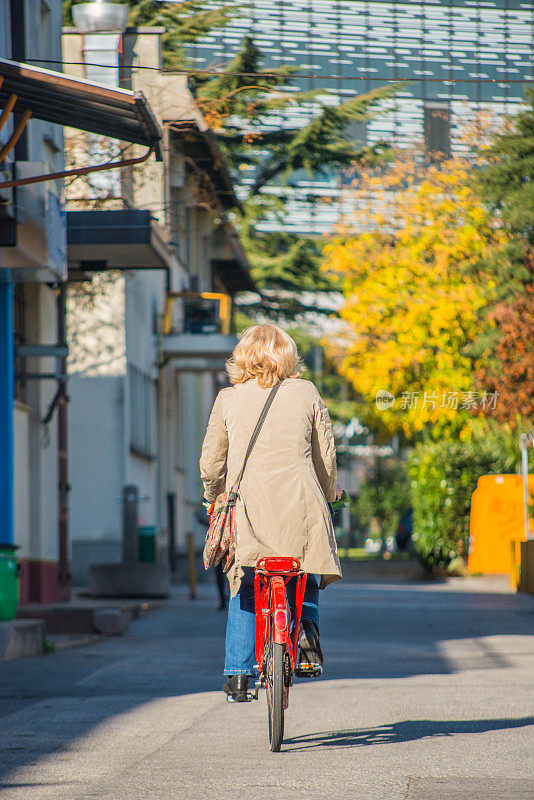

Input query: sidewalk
[1,592,163,661]
[339,556,521,595]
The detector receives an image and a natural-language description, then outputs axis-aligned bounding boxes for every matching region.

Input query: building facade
[0,0,164,608]
[0,0,68,603]
[190,0,534,232]
[63,25,254,584]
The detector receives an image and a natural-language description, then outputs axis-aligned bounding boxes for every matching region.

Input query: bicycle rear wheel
[266,639,284,752]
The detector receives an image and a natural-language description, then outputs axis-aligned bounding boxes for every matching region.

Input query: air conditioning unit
[15,162,47,226]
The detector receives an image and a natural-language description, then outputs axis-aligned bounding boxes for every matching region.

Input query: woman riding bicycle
[200,323,342,702]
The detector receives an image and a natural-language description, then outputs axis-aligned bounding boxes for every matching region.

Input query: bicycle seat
[255,557,301,574]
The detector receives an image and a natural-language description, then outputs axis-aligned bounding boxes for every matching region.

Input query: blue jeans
[224,568,320,677]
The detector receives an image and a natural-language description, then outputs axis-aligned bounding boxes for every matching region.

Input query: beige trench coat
[199,377,342,596]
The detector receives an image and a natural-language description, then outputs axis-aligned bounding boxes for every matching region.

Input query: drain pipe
[0,271,14,546]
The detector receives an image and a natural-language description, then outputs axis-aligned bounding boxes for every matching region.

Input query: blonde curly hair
[226,324,304,389]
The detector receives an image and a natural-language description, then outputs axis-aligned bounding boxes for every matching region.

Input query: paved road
[1,573,534,800]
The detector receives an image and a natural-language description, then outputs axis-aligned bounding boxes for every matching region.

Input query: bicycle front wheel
[266,640,284,752]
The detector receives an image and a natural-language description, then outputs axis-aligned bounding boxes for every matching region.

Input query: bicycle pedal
[226,693,255,703]
[294,662,322,678]
[244,685,260,701]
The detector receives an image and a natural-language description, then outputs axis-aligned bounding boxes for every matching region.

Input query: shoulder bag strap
[232,380,283,494]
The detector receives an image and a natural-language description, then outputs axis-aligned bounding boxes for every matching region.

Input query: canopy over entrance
[0,57,162,155]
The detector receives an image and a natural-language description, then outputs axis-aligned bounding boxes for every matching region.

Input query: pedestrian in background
[196,503,228,609]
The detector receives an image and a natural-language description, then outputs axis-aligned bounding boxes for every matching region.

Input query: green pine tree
[476,88,534,294]
[197,35,398,301]
[63,4,398,308]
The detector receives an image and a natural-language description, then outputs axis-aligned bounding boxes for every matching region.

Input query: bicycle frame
[254,557,307,696]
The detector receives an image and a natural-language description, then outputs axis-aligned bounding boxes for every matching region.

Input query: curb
[0,618,45,661]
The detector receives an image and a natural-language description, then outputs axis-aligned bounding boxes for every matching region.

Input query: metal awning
[210,223,255,295]
[212,258,256,295]
[67,209,175,271]
[170,122,240,211]
[0,57,162,154]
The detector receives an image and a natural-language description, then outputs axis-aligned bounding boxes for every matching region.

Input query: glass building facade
[190,1,534,232]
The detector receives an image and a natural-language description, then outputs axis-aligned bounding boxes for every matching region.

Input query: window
[424,102,451,160]
[128,364,154,459]
[346,119,367,149]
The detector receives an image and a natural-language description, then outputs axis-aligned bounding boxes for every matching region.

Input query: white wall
[13,403,30,557]
[68,375,124,542]
[124,270,161,376]
[124,270,163,532]
[38,287,60,563]
[62,23,229,563]
[25,0,64,224]
[9,1,65,579]
[67,274,126,376]
[173,370,217,547]
[22,284,59,564]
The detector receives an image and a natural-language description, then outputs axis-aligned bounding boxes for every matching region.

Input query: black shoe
[298,619,324,666]
[223,675,249,702]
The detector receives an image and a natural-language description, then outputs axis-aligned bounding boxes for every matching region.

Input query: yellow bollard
[509,539,521,591]
[519,540,534,596]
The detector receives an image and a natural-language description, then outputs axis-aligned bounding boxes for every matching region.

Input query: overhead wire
[19,58,533,84]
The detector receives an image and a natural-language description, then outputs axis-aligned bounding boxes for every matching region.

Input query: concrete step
[0,618,45,661]
[89,562,170,598]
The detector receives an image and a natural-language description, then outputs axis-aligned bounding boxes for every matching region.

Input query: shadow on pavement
[1,581,533,780]
[283,716,534,750]
[0,783,73,789]
[320,579,534,680]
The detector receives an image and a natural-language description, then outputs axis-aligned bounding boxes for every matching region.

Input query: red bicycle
[247,556,322,752]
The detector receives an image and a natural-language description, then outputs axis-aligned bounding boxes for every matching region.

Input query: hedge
[408,427,521,570]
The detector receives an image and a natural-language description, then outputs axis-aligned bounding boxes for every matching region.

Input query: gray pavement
[0,571,533,799]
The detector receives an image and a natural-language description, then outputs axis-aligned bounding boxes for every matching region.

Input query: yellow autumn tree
[323,151,506,440]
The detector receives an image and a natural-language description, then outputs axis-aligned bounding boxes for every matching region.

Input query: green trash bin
[0,545,20,622]
[138,526,157,563]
